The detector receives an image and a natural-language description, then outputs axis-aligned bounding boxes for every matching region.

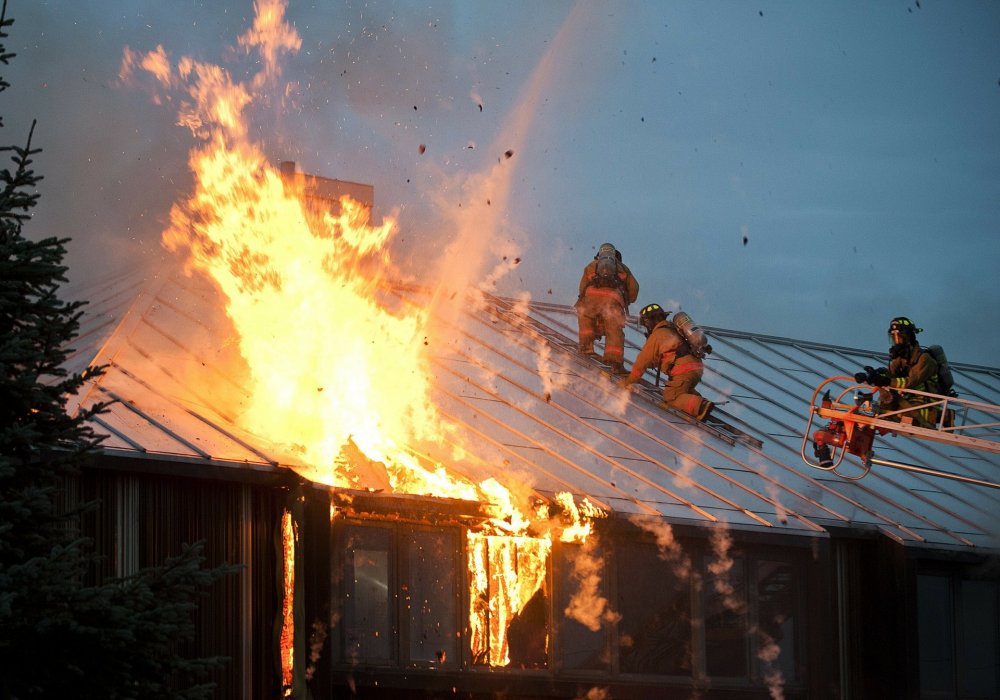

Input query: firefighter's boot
[697,400,715,422]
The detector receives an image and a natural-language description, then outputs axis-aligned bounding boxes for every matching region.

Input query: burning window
[468,533,550,668]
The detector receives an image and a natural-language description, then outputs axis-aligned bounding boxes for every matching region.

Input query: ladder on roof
[482,294,762,448]
[801,375,1000,488]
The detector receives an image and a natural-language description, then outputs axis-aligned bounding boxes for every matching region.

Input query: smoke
[626,515,692,581]
[563,534,621,632]
[707,526,744,615]
[756,630,786,700]
[708,525,787,699]
[420,4,600,334]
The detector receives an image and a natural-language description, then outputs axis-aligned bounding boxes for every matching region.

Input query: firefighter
[857,316,940,427]
[619,303,714,422]
[575,243,639,375]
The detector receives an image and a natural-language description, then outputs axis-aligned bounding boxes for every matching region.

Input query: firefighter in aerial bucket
[575,242,639,375]
[854,316,943,427]
[619,303,715,422]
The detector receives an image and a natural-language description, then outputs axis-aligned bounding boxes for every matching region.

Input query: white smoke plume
[756,628,786,700]
[626,515,692,581]
[563,535,621,632]
[707,526,745,615]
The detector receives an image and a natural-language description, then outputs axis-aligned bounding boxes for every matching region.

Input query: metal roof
[66,267,1000,551]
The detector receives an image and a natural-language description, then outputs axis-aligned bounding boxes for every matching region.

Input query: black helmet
[888,316,921,344]
[639,303,669,336]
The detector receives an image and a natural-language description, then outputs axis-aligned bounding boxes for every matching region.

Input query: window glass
[704,553,748,678]
[556,542,609,671]
[756,560,799,684]
[918,574,954,692]
[406,529,458,665]
[959,579,999,696]
[343,526,394,662]
[617,541,691,676]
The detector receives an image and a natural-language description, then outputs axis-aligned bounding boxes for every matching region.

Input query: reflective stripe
[584,286,625,302]
[669,361,704,376]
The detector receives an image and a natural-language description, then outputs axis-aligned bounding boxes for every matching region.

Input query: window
[405,529,459,665]
[339,522,460,667]
[698,550,804,686]
[919,573,1000,697]
[616,540,692,676]
[343,525,394,663]
[556,541,610,671]
[756,559,801,685]
[703,553,749,678]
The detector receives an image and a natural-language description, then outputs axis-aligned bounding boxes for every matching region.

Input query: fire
[121,0,613,672]
[279,509,296,690]
[162,138,450,491]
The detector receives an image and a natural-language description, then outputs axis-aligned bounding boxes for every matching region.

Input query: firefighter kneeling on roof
[620,303,715,422]
[576,243,640,375]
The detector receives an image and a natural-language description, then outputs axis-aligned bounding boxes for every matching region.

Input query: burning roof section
[66,265,1000,551]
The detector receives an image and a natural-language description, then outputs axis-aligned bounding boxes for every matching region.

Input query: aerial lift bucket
[801,375,1000,488]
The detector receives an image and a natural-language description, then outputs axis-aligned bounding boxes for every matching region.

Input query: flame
[121,0,612,669]
[279,509,296,689]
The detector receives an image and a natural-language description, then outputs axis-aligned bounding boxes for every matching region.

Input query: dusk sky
[7,1,1000,367]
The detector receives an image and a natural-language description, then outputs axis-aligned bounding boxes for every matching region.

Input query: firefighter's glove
[865,366,890,387]
[869,373,890,387]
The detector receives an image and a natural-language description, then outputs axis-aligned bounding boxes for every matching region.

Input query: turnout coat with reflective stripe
[627,320,701,382]
[578,259,639,306]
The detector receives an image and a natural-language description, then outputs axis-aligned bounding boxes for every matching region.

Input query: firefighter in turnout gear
[858,316,940,427]
[620,303,714,422]
[576,243,640,374]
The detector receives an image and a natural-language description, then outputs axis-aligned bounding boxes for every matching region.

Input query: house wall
[73,463,999,699]
[79,457,289,700]
[310,495,833,700]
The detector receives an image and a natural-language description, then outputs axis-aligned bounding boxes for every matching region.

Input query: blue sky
[7,1,1000,366]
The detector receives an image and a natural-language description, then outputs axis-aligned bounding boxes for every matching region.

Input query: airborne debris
[504,149,514,159]
[743,236,749,246]
[478,103,483,111]
[418,144,426,154]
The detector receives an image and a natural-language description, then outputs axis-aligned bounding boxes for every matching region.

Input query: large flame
[122,0,613,671]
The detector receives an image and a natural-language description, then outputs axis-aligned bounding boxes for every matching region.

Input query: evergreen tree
[0,4,237,697]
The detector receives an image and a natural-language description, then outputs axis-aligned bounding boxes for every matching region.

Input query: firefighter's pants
[577,293,626,364]
[661,366,709,419]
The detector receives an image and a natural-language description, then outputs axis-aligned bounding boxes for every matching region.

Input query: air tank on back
[672,311,712,357]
